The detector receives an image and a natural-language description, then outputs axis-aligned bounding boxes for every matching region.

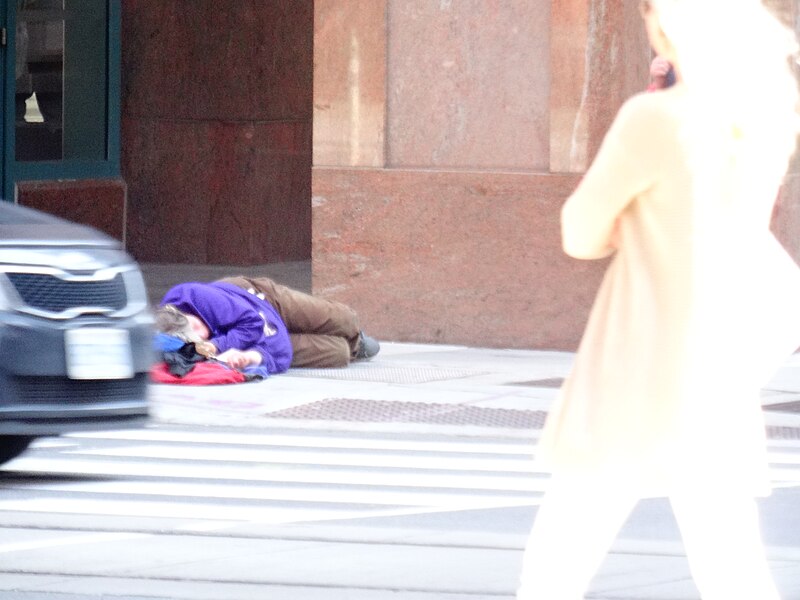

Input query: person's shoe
[354,331,380,361]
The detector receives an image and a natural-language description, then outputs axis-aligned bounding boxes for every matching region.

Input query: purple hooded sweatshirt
[160,282,293,375]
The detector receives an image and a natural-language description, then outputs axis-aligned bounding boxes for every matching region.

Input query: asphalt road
[0,421,799,600]
[0,423,537,599]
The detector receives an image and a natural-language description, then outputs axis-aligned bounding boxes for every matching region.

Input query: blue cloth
[243,364,270,380]
[160,282,293,375]
[153,333,185,353]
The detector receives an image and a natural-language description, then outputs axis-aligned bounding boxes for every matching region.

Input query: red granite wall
[312,0,648,350]
[770,0,800,261]
[313,168,604,349]
[312,0,799,351]
[385,2,551,171]
[17,179,127,243]
[121,1,313,264]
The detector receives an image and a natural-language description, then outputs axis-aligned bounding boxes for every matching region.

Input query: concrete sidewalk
[147,341,800,599]
[150,340,800,438]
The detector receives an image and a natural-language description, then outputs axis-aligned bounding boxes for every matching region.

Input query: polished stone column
[122,1,313,264]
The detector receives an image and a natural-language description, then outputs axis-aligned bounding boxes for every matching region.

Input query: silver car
[0,202,152,465]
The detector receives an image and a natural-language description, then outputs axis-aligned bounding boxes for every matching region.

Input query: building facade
[10,1,800,350]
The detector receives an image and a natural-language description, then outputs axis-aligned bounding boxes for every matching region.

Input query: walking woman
[517,1,800,598]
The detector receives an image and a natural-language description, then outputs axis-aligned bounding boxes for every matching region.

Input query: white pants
[516,477,780,600]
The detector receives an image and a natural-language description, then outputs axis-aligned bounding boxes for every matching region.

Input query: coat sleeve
[201,295,265,355]
[561,94,663,260]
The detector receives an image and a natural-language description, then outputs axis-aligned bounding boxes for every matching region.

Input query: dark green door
[4,0,120,199]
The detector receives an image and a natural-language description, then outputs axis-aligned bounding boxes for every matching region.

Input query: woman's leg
[517,475,638,600]
[670,492,780,600]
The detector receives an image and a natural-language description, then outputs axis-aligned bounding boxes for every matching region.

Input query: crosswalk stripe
[64,429,535,456]
[0,532,146,554]
[2,456,546,492]
[2,426,799,530]
[0,497,467,524]
[2,478,538,508]
[66,444,537,473]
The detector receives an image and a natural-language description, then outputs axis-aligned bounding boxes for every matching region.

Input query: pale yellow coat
[539,86,800,496]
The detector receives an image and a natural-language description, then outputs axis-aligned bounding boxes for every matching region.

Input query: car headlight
[0,273,16,311]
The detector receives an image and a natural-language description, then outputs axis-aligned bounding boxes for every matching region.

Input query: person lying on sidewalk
[156,275,380,375]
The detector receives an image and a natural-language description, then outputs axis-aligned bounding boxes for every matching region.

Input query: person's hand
[649,56,672,90]
[217,349,250,369]
[195,340,217,358]
[217,348,260,369]
[649,56,671,78]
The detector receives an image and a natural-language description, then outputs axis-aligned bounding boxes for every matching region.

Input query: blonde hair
[652,0,799,174]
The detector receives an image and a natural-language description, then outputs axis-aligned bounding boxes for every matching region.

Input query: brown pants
[218,276,360,368]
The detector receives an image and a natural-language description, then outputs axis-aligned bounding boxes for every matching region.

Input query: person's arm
[208,307,264,357]
[561,94,662,259]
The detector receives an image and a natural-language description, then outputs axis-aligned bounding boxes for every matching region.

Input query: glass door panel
[15,0,107,162]
[16,0,64,161]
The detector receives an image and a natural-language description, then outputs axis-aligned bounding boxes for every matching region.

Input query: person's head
[640,1,678,68]
[641,0,799,181]
[155,304,210,342]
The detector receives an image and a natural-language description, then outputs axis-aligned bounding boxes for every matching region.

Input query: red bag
[149,361,247,385]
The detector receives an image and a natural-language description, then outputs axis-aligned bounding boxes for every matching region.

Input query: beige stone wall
[313,0,387,168]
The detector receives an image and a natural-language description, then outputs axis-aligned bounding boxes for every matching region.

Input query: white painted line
[0,497,534,525]
[66,444,536,473]
[0,532,146,554]
[5,478,543,507]
[4,457,545,492]
[769,466,800,482]
[766,452,800,465]
[65,429,535,455]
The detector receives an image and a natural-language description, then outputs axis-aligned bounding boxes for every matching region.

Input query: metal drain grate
[266,398,800,439]
[283,365,484,384]
[267,398,549,429]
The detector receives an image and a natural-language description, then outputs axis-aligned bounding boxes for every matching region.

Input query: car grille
[12,373,148,405]
[6,272,127,313]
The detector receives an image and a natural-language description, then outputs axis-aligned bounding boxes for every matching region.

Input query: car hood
[0,201,120,249]
[0,202,134,272]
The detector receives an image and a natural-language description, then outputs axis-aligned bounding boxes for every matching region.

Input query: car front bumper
[0,311,152,435]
